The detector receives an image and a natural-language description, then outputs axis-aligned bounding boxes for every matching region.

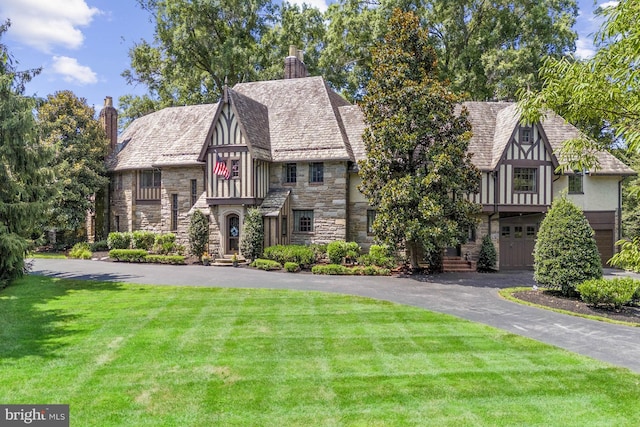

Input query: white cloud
[0,0,100,52]
[285,0,329,13]
[575,38,596,59]
[599,1,619,10]
[51,56,98,85]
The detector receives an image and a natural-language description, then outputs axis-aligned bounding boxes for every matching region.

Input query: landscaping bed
[513,289,640,325]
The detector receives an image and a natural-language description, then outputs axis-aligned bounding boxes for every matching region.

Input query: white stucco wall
[349,173,368,203]
[555,175,621,211]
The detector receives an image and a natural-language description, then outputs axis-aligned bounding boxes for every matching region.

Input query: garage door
[593,229,614,267]
[499,214,544,269]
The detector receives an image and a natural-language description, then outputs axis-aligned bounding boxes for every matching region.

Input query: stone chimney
[99,96,118,152]
[284,45,308,79]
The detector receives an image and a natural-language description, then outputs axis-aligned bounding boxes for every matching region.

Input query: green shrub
[145,254,186,265]
[577,277,640,309]
[132,231,156,251]
[109,249,148,262]
[69,242,92,260]
[311,264,351,275]
[477,235,497,272]
[90,240,109,252]
[326,241,361,264]
[284,262,300,272]
[533,196,602,296]
[250,259,282,271]
[107,232,132,250]
[358,244,396,269]
[263,245,315,267]
[351,265,392,276]
[154,234,181,255]
[309,243,328,262]
[239,208,264,261]
[188,210,209,259]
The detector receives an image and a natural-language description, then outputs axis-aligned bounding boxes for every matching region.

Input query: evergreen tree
[477,235,497,272]
[0,21,52,287]
[38,90,109,242]
[533,196,602,295]
[188,209,209,259]
[239,208,264,262]
[358,9,480,270]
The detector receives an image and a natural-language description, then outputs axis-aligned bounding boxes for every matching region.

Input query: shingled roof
[463,101,635,175]
[233,76,353,162]
[108,104,217,171]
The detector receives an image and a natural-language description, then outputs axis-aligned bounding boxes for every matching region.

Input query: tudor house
[103,48,634,269]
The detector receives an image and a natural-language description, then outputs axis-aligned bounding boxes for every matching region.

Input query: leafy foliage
[69,242,92,260]
[109,249,148,262]
[188,210,209,259]
[326,240,361,264]
[37,90,109,234]
[311,264,351,275]
[107,232,132,250]
[263,245,315,267]
[477,235,497,272]
[0,21,51,287]
[357,244,396,269]
[533,196,602,295]
[577,277,639,309]
[519,1,640,172]
[250,258,282,271]
[608,237,640,273]
[358,9,480,269]
[239,208,263,261]
[144,254,186,265]
[284,262,300,272]
[132,230,157,251]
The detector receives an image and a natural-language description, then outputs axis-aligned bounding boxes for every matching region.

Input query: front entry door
[227,214,240,254]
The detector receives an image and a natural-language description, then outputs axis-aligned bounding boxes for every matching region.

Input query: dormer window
[520,127,532,144]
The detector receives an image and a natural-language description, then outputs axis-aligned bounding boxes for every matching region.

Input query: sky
[0,0,614,116]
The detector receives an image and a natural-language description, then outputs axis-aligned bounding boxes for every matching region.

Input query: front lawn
[2,276,640,426]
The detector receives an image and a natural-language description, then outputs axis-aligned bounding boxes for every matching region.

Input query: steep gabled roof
[232,76,353,162]
[108,104,217,171]
[463,101,635,175]
[339,105,367,165]
[227,89,271,153]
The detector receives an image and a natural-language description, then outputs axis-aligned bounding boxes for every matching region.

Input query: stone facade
[160,166,205,247]
[271,161,349,245]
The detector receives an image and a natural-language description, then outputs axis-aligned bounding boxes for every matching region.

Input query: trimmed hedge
[109,249,148,263]
[358,244,396,269]
[312,264,351,275]
[263,245,315,267]
[577,277,640,309]
[145,254,186,265]
[284,262,300,273]
[251,259,282,271]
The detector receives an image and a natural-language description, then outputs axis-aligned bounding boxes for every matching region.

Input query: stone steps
[212,255,248,267]
[442,256,477,273]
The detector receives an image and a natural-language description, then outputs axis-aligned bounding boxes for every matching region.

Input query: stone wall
[459,214,500,268]
[110,171,135,232]
[160,166,205,248]
[271,161,349,245]
[348,201,374,250]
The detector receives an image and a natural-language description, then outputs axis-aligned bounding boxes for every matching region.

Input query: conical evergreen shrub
[533,196,602,295]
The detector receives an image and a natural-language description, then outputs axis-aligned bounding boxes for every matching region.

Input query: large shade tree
[319,0,578,101]
[519,0,640,172]
[0,21,52,287]
[358,9,480,270]
[37,90,109,242]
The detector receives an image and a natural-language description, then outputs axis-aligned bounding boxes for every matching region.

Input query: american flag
[213,153,230,179]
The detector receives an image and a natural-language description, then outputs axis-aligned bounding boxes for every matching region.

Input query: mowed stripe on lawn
[1,276,639,426]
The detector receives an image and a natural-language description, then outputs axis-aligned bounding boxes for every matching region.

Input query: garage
[499,214,544,269]
[585,212,616,267]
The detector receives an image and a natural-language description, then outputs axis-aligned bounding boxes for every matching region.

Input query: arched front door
[227,214,240,254]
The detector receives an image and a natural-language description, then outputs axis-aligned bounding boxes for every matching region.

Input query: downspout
[618,177,626,241]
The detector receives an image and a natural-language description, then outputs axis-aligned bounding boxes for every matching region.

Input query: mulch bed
[513,290,640,325]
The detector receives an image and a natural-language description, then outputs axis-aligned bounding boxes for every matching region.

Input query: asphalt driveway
[31,258,640,373]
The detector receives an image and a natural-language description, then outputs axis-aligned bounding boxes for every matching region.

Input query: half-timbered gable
[199,88,271,206]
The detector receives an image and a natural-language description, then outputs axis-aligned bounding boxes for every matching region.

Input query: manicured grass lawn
[2,276,640,426]
[28,252,67,259]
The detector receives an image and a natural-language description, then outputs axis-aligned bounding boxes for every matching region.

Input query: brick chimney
[99,96,118,152]
[284,45,308,79]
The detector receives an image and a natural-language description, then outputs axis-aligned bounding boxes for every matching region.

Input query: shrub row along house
[100,47,634,270]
